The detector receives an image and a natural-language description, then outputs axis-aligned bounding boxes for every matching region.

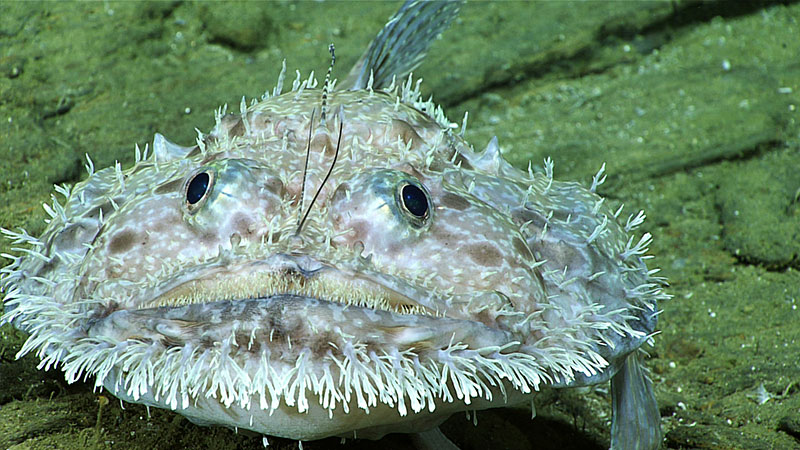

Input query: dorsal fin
[152,133,194,163]
[339,0,462,91]
[474,136,502,172]
[472,136,518,177]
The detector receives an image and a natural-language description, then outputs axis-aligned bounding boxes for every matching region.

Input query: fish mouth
[88,254,518,362]
[140,254,438,317]
[82,254,527,421]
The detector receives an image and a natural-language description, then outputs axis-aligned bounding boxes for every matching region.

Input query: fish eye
[184,169,214,212]
[397,182,430,223]
[187,173,209,204]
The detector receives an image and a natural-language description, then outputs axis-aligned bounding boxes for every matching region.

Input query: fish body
[1,1,666,448]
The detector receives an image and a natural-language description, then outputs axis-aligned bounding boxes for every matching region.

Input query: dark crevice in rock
[713,144,800,271]
[778,416,800,442]
[731,253,800,272]
[605,137,785,191]
[448,0,800,108]
[628,0,799,40]
[441,409,606,450]
[139,0,182,20]
[40,97,74,120]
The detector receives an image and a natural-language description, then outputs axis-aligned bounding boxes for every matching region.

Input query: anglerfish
[1,2,667,449]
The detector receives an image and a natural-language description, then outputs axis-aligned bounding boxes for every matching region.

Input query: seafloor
[0,1,798,449]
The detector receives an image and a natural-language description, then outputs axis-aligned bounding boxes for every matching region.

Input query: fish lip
[88,291,517,363]
[139,253,437,316]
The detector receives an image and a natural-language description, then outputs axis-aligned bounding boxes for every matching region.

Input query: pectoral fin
[610,353,662,450]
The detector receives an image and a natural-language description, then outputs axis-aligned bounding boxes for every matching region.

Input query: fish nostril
[263,176,286,198]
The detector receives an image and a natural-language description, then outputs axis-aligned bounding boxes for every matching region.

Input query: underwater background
[1,1,798,449]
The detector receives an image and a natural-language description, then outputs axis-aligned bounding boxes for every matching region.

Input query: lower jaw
[74,295,540,441]
[87,294,515,357]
